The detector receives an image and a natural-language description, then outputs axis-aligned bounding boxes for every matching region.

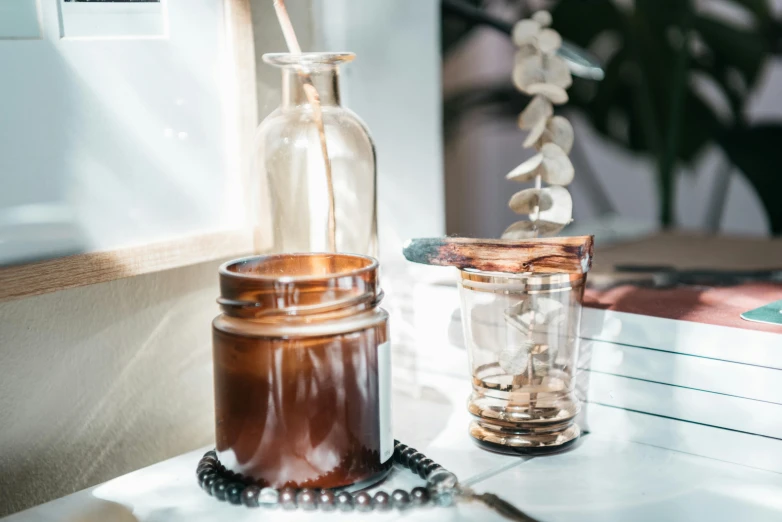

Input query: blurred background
[3,0,781,268]
[1,0,782,517]
[443,0,782,242]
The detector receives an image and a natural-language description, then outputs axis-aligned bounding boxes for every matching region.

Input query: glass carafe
[255,52,377,256]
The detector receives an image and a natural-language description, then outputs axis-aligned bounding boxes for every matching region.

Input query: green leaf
[636,0,687,27]
[551,0,623,47]
[553,0,778,225]
[719,125,782,234]
[731,0,771,21]
[678,92,724,163]
[693,15,768,84]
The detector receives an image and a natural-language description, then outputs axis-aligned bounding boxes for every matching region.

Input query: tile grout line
[460,457,533,487]
[579,368,782,406]
[586,430,782,476]
[580,336,782,371]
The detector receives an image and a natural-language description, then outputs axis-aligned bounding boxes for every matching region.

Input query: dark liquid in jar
[213,324,391,489]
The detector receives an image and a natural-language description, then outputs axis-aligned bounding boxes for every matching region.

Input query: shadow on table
[66,500,139,522]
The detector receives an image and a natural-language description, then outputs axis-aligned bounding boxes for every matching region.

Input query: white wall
[0,259,221,516]
[312,0,445,274]
[0,1,313,516]
[0,0,244,266]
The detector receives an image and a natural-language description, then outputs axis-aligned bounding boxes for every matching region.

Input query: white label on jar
[378,341,393,463]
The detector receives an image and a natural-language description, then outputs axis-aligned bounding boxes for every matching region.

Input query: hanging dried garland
[503,11,575,240]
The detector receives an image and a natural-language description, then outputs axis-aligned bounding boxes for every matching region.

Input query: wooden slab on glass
[402,236,594,275]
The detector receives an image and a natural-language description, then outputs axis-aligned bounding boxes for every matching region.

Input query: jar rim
[460,269,585,291]
[217,253,381,318]
[262,52,356,67]
[219,252,378,283]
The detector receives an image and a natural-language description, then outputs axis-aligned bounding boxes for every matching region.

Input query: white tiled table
[6,278,782,521]
[7,371,782,522]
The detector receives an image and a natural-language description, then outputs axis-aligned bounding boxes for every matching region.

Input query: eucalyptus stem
[532,174,542,238]
[273,0,337,252]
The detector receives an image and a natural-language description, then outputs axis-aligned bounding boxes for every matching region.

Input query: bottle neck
[281,66,341,108]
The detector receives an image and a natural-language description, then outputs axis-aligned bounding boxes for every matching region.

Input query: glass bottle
[255,52,377,256]
[212,253,393,489]
[459,270,585,454]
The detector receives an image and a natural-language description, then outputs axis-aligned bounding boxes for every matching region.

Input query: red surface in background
[584,283,782,333]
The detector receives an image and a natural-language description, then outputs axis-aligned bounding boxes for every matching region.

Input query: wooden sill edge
[0,229,258,302]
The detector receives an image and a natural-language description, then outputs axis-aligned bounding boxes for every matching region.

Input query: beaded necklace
[196,441,539,520]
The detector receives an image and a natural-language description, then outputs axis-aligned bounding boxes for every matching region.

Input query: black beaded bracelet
[196,440,459,512]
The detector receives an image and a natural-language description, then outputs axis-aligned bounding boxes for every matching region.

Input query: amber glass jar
[212,253,392,490]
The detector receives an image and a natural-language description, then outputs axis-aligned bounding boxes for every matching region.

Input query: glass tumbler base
[469,420,581,456]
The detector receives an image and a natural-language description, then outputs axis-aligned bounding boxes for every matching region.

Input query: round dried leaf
[512,55,545,92]
[540,143,575,185]
[518,95,553,130]
[523,296,564,319]
[523,116,548,148]
[537,29,562,54]
[515,44,538,62]
[532,10,552,28]
[543,309,569,328]
[538,186,573,225]
[502,220,565,239]
[525,83,569,104]
[502,220,538,239]
[506,153,544,182]
[512,19,541,47]
[508,188,554,215]
[530,343,549,354]
[543,54,573,89]
[536,220,567,237]
[506,300,525,317]
[537,116,574,153]
[499,344,531,375]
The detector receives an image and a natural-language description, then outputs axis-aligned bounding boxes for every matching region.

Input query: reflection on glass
[459,270,585,454]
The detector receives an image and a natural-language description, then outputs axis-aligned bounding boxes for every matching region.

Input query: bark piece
[402,236,594,274]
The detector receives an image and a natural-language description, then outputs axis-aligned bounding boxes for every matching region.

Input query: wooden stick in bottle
[272,0,337,252]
